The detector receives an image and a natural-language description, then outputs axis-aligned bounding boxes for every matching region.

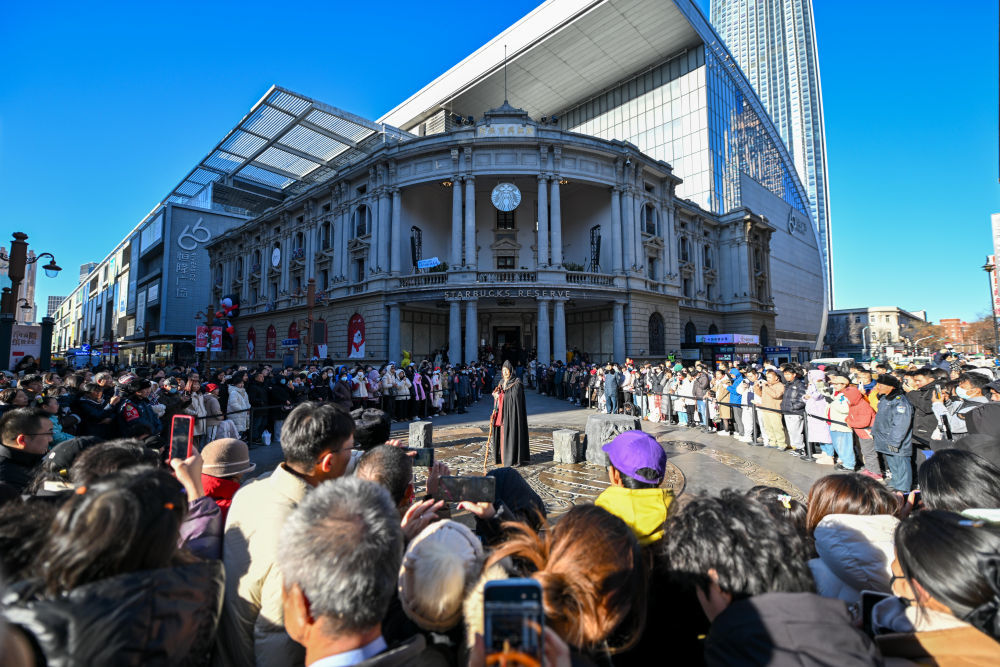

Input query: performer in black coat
[492,360,530,467]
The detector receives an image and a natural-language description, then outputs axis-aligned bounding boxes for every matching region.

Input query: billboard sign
[195,326,209,352]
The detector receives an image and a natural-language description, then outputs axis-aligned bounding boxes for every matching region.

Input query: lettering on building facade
[444,289,571,299]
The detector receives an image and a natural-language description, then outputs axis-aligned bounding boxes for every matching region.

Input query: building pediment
[489,237,522,252]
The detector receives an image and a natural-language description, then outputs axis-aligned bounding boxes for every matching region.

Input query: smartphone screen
[484,579,544,663]
[435,475,496,503]
[860,590,892,637]
[406,447,434,467]
[169,415,195,460]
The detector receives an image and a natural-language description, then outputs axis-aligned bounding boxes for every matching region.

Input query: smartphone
[860,590,892,637]
[435,475,496,503]
[406,447,434,467]
[484,579,544,663]
[169,414,195,460]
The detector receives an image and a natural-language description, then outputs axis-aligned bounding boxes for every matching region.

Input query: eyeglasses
[23,431,54,437]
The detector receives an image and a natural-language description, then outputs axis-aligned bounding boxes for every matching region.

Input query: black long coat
[492,377,530,466]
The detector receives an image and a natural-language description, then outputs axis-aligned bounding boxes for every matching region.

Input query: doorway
[493,326,522,365]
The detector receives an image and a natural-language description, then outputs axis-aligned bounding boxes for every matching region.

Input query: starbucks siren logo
[491,183,521,212]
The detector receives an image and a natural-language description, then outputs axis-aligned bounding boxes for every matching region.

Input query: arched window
[648,313,665,355]
[708,323,719,335]
[684,321,697,345]
[352,205,372,237]
[760,325,769,348]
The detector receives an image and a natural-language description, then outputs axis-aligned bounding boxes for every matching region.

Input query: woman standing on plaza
[492,360,530,467]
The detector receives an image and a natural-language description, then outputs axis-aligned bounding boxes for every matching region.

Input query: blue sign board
[80,343,91,353]
[281,338,300,347]
[416,257,441,269]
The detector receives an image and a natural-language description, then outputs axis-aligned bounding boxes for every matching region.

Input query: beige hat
[201,438,256,478]
[397,519,484,632]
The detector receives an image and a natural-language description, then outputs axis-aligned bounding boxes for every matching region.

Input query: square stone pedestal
[585,414,641,466]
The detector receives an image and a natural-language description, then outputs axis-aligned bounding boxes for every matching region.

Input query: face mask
[340,375,348,382]
[955,387,970,400]
[280,379,286,385]
[169,387,178,394]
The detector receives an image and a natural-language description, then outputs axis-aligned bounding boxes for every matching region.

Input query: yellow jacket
[595,486,674,546]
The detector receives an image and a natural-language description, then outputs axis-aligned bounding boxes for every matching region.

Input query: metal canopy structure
[167,86,411,208]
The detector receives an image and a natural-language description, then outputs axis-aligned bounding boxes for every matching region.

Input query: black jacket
[0,444,44,493]
[73,396,117,440]
[705,592,883,667]
[780,378,808,413]
[906,382,939,447]
[3,560,225,667]
[246,381,269,407]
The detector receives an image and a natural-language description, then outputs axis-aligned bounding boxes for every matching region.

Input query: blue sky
[1,0,997,323]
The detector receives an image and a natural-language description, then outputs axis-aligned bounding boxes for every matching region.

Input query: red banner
[210,326,223,351]
[195,326,209,352]
[266,325,277,359]
[348,313,366,359]
[102,342,111,354]
[247,327,256,360]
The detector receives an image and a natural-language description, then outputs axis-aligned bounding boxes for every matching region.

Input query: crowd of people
[0,347,996,665]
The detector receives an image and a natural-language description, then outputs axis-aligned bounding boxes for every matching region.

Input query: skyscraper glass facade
[560,45,808,219]
[711,0,832,305]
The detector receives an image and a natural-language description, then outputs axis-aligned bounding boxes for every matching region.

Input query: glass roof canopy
[166,86,411,208]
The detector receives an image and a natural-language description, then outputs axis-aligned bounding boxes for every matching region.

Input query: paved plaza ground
[249,391,829,516]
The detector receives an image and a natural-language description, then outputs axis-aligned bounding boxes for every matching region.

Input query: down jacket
[808,513,899,606]
[781,377,808,413]
[2,560,225,667]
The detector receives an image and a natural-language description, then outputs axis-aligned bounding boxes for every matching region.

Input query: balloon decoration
[213,295,241,351]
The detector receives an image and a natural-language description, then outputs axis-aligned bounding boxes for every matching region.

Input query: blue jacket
[871,390,913,456]
[604,371,622,393]
[727,370,743,405]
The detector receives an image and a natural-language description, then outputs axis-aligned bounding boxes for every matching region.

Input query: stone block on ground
[553,429,584,463]
[409,420,433,448]
[585,414,642,466]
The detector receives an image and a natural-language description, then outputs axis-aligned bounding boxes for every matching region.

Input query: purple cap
[602,430,666,484]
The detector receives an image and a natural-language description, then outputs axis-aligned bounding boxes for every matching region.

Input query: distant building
[47,296,66,317]
[0,247,37,324]
[79,262,98,284]
[939,318,982,355]
[826,306,927,358]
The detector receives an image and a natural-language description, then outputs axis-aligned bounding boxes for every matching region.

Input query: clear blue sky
[1,0,997,323]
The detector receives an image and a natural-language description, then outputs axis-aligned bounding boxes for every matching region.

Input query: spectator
[804,473,901,605]
[1,468,225,665]
[918,448,1000,513]
[595,430,673,546]
[352,407,392,451]
[826,374,857,471]
[469,504,645,661]
[203,383,225,442]
[73,381,119,439]
[745,485,809,544]
[0,387,29,418]
[116,378,160,439]
[36,392,74,445]
[0,408,52,493]
[216,401,355,667]
[781,366,808,455]
[871,374,914,492]
[907,367,941,450]
[246,370,269,445]
[200,438,256,522]
[226,373,252,438]
[873,511,1000,661]
[758,369,787,449]
[661,490,881,665]
[276,476,437,665]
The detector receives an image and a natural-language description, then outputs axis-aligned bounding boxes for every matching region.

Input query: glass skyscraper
[711,0,833,306]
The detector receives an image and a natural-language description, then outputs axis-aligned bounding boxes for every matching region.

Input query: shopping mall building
[55,0,826,366]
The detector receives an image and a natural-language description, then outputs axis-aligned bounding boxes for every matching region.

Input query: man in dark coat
[492,361,530,467]
[0,408,52,492]
[906,368,940,449]
[872,374,914,492]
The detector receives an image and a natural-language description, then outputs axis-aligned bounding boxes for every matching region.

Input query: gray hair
[277,476,403,633]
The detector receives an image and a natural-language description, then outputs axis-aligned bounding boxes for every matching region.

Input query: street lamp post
[0,232,62,372]
[983,258,1000,356]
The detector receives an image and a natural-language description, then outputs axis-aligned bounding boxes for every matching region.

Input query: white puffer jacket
[808,513,899,606]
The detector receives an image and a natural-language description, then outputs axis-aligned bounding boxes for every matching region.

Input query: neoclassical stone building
[206,104,779,366]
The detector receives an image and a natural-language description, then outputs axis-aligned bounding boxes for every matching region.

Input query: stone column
[388,303,401,364]
[368,196,379,277]
[537,298,550,365]
[549,177,562,267]
[464,300,478,364]
[305,226,316,280]
[378,189,391,273]
[280,234,290,292]
[610,187,623,273]
[622,186,635,271]
[537,175,549,266]
[552,299,566,365]
[332,208,343,280]
[450,178,462,267]
[464,177,476,269]
[449,300,462,366]
[612,301,625,362]
[390,188,402,275]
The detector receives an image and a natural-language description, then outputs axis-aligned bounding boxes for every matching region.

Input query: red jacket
[843,386,875,440]
[201,474,241,522]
